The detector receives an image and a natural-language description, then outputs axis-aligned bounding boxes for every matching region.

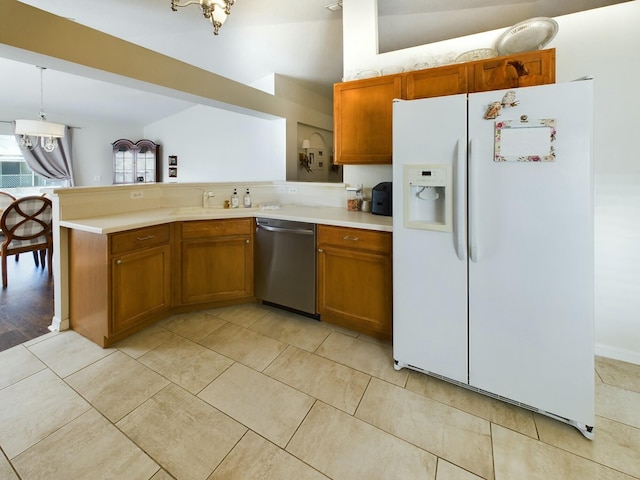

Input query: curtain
[13,123,75,186]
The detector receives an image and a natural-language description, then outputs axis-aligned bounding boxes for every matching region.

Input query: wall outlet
[286,186,298,194]
[277,186,287,193]
[131,191,144,199]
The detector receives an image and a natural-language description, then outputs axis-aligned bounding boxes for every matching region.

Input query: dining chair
[0,195,53,288]
[0,191,16,250]
[0,192,48,267]
[0,191,16,210]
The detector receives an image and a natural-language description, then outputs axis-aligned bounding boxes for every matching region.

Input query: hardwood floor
[0,253,54,352]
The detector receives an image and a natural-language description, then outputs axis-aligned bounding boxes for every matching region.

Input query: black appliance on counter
[371,182,392,216]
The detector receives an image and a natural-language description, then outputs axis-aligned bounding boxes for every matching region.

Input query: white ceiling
[1,0,632,127]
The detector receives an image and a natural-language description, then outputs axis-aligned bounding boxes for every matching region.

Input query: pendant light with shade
[14,66,65,153]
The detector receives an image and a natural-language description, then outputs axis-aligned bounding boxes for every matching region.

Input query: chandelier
[170,0,236,35]
[14,66,65,153]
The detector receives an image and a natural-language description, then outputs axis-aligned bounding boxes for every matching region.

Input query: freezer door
[467,82,594,426]
[392,95,469,383]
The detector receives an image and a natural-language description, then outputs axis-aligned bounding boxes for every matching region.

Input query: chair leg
[40,249,46,268]
[47,248,53,279]
[32,250,40,267]
[2,255,7,288]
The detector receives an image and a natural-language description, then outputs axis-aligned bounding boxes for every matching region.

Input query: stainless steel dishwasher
[255,217,317,316]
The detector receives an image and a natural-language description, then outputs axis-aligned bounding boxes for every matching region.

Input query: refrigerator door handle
[455,138,466,261]
[469,138,479,263]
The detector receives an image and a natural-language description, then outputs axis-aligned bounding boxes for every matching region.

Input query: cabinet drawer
[318,225,391,254]
[111,224,171,255]
[181,218,252,239]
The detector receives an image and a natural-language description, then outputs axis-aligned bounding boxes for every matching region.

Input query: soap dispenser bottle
[243,188,252,208]
[230,188,239,208]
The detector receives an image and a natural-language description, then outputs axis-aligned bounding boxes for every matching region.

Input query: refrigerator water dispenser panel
[404,164,452,232]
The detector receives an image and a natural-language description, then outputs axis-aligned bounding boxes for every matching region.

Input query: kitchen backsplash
[48,181,357,220]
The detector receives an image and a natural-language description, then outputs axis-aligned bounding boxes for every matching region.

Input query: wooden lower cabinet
[111,244,170,334]
[317,225,392,341]
[68,217,392,347]
[69,224,172,347]
[177,218,253,306]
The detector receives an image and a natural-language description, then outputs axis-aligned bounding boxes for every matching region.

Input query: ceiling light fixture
[15,66,65,153]
[170,0,236,35]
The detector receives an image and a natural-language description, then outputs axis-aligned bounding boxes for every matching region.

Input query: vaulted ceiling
[0,0,632,126]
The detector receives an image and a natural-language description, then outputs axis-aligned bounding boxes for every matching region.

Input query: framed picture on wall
[169,167,178,178]
[315,149,325,170]
[168,155,178,166]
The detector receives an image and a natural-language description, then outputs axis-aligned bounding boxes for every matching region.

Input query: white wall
[342,0,640,364]
[71,121,144,186]
[144,104,286,183]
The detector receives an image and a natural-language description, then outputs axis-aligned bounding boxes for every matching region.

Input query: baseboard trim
[48,316,70,332]
[595,343,640,366]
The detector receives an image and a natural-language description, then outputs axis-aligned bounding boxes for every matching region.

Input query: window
[0,135,65,193]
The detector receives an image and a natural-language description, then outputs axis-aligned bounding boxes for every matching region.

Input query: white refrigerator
[392,81,595,438]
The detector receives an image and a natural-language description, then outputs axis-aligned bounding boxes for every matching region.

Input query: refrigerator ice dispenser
[404,164,452,232]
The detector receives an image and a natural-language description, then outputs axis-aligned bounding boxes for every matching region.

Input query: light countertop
[59,204,393,235]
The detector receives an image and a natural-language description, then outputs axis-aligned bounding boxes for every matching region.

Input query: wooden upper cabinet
[405,64,468,100]
[469,49,555,93]
[333,49,555,165]
[334,75,402,165]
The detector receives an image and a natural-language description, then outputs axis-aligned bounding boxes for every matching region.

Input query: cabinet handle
[136,235,155,241]
[246,239,250,244]
[342,236,359,241]
[318,248,324,253]
[115,259,122,265]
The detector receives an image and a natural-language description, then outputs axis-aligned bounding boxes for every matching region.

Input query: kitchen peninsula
[50,182,392,348]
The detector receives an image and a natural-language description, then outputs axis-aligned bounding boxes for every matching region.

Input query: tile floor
[0,303,639,480]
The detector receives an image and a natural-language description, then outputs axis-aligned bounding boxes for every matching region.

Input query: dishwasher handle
[256,223,315,235]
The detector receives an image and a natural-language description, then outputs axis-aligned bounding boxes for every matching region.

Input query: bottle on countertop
[243,188,252,208]
[230,188,239,208]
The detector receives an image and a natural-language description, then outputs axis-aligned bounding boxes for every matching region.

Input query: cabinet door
[111,244,171,334]
[404,64,468,100]
[135,140,159,183]
[180,235,253,305]
[317,246,392,340]
[469,49,555,92]
[334,75,402,165]
[112,139,136,185]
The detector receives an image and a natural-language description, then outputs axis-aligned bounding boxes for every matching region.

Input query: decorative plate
[495,17,559,55]
[456,48,498,63]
